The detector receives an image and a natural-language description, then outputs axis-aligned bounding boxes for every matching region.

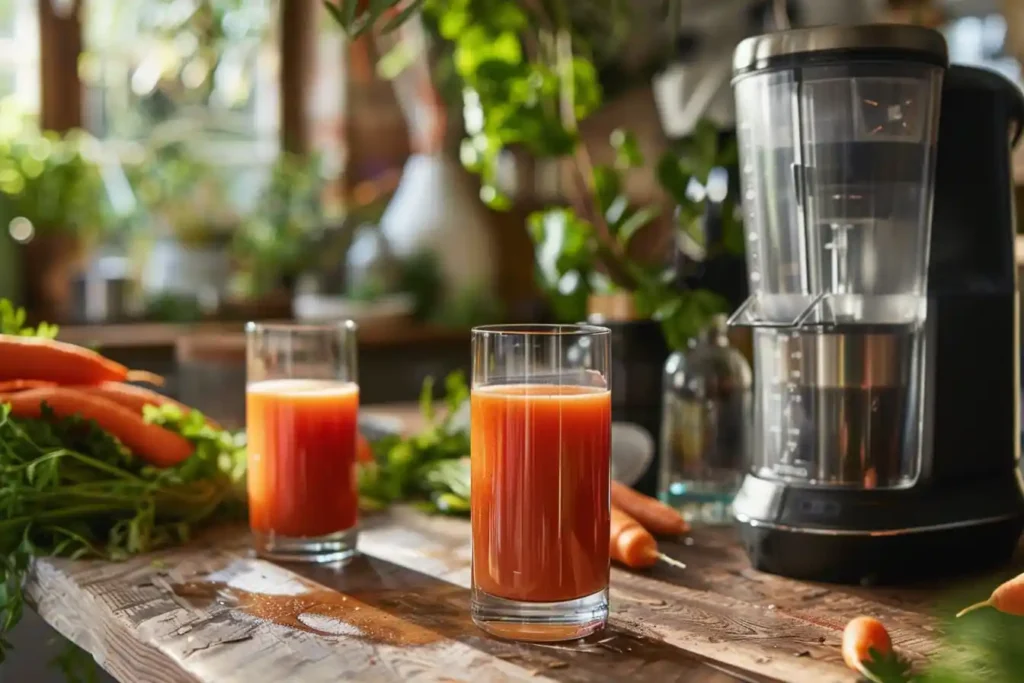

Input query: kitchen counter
[22,407,1016,683]
[26,507,986,683]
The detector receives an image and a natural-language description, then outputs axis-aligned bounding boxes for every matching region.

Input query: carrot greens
[357,371,471,515]
[0,299,245,662]
[0,401,247,661]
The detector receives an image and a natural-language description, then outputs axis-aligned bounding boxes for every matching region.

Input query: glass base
[252,528,358,564]
[471,588,608,642]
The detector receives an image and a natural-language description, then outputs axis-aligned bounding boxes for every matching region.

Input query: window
[0,0,40,116]
[81,0,279,165]
[943,13,1022,86]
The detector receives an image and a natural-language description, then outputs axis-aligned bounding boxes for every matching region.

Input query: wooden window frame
[38,0,313,152]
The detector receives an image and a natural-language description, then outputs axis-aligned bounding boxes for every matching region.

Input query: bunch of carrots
[0,311,251,664]
[0,334,218,467]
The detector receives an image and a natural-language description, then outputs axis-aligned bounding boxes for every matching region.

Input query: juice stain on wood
[170,581,441,647]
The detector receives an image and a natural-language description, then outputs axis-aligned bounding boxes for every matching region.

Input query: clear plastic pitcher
[728,26,946,489]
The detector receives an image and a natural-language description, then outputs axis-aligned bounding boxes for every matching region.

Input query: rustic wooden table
[22,408,1007,683]
[28,507,988,683]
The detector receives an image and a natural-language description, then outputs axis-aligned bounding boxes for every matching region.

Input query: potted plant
[0,114,110,322]
[323,0,744,349]
[228,152,333,317]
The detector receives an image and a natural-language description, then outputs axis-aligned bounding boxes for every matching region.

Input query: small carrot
[611,506,660,568]
[957,572,1024,618]
[611,480,689,536]
[76,382,222,431]
[1,387,193,468]
[357,433,374,464]
[0,379,57,393]
[842,616,893,678]
[0,335,163,386]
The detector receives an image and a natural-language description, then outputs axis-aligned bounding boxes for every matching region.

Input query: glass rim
[471,323,611,337]
[245,320,359,334]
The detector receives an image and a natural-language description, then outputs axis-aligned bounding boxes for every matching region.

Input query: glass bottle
[658,314,752,525]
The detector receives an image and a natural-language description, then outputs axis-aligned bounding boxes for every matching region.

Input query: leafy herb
[0,379,246,662]
[861,648,915,683]
[359,371,471,514]
[0,300,59,339]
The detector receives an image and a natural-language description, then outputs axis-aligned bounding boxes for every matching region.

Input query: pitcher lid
[733,24,948,77]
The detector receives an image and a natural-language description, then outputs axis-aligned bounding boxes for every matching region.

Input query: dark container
[595,317,671,497]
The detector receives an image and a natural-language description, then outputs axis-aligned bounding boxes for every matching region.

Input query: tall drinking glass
[246,322,359,563]
[471,324,612,642]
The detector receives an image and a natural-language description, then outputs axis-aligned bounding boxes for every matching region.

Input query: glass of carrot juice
[245,321,360,563]
[470,324,612,641]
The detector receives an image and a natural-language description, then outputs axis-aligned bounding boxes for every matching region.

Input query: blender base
[737,516,1024,585]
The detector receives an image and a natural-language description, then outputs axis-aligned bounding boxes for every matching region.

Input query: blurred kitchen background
[0,0,1022,419]
[1,0,1024,678]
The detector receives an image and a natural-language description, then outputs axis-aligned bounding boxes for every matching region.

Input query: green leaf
[861,648,915,683]
[610,129,643,168]
[571,57,602,119]
[675,203,707,259]
[0,300,57,338]
[370,0,394,15]
[479,184,511,210]
[527,209,594,322]
[443,371,469,417]
[438,8,468,38]
[528,209,594,289]
[591,165,621,215]
[692,118,720,178]
[434,492,471,514]
[380,0,425,34]
[357,372,471,512]
[616,205,661,247]
[657,152,691,206]
[454,28,522,77]
[377,41,417,78]
[322,0,353,30]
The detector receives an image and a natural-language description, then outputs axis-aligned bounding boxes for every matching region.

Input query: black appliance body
[728,25,1024,584]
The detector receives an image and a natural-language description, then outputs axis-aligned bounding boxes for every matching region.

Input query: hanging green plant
[323,0,743,349]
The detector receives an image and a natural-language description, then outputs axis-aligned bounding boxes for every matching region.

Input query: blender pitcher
[728,25,944,490]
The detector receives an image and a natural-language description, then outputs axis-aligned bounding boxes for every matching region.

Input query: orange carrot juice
[246,379,359,538]
[471,384,612,603]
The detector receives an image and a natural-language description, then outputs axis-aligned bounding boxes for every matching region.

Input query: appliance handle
[946,65,1024,146]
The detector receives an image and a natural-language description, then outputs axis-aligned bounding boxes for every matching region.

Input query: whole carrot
[1,387,193,468]
[841,616,893,680]
[0,379,57,393]
[611,506,660,568]
[76,382,222,431]
[957,572,1024,617]
[611,480,689,536]
[0,335,163,386]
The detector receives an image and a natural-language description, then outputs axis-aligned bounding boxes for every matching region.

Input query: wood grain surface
[27,504,1002,683]
[25,403,1016,683]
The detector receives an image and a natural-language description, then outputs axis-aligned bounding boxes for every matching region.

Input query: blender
[728,24,1024,583]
